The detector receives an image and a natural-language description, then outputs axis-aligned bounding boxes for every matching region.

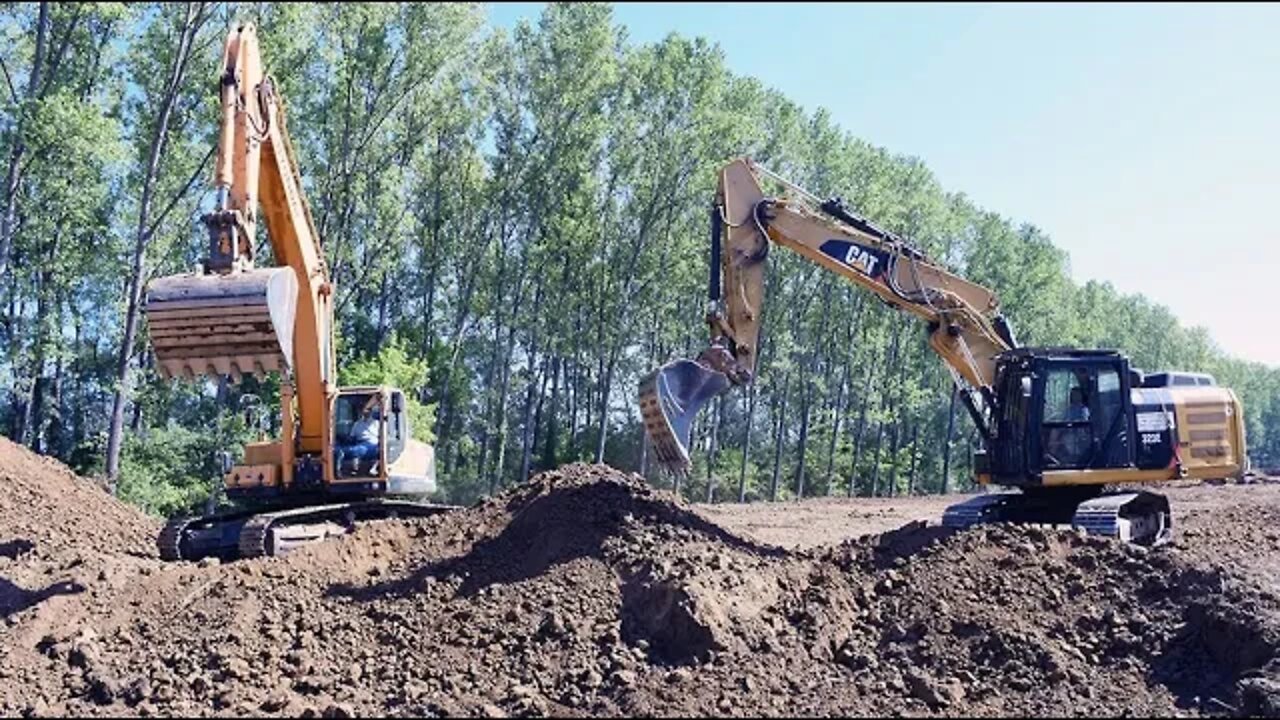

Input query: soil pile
[0,437,159,621]
[1,459,1279,717]
[0,437,158,560]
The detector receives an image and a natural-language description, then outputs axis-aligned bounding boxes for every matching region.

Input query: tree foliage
[338,335,437,445]
[2,2,1276,515]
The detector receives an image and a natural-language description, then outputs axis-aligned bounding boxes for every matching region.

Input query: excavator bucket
[638,359,731,475]
[143,268,298,381]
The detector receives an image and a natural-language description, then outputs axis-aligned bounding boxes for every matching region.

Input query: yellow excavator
[144,24,447,561]
[639,158,1249,545]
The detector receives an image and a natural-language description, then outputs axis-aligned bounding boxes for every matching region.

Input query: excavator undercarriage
[159,499,454,562]
[939,488,1173,546]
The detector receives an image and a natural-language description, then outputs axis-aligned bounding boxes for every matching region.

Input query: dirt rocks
[2,451,1280,717]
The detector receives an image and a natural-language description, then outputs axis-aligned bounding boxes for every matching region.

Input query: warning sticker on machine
[1136,412,1170,432]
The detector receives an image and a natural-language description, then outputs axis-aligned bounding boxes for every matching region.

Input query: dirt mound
[0,437,159,622]
[810,523,1280,716]
[0,437,158,560]
[2,461,1280,717]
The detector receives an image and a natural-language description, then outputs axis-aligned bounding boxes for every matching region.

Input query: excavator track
[155,509,258,562]
[157,516,193,561]
[941,489,1173,546]
[1072,491,1172,546]
[237,502,355,559]
[158,500,455,563]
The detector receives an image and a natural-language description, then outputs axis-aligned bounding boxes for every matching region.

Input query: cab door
[1036,359,1132,472]
[992,366,1034,480]
[383,390,408,467]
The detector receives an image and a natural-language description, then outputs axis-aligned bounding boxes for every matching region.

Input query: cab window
[1043,369,1090,423]
[385,391,408,463]
[1041,367,1092,468]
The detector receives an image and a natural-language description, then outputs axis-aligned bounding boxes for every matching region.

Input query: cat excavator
[639,158,1249,545]
[143,23,448,561]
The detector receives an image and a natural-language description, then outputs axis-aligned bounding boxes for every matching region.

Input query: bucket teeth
[144,267,298,382]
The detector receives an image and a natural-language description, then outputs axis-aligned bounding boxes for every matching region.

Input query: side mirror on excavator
[217,450,234,475]
[391,392,403,414]
[240,392,258,414]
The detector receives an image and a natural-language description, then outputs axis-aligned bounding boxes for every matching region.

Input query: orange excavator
[639,158,1249,545]
[143,23,448,561]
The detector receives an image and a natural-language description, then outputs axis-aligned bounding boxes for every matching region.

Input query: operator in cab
[1065,387,1091,422]
[1045,385,1092,467]
[336,395,381,475]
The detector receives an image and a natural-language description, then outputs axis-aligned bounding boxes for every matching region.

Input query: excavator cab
[985,349,1136,484]
[330,387,435,497]
[332,388,408,480]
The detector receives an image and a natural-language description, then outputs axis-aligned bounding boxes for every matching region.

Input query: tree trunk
[529,354,552,474]
[0,2,49,280]
[375,271,390,348]
[476,233,508,485]
[105,4,204,487]
[638,321,657,478]
[823,358,849,495]
[20,374,40,449]
[738,381,757,502]
[421,132,445,343]
[869,420,885,497]
[129,350,151,433]
[17,256,51,447]
[886,422,901,498]
[941,383,958,494]
[487,240,534,493]
[518,341,543,484]
[45,353,65,458]
[769,372,790,502]
[884,327,905,497]
[542,355,561,470]
[847,359,876,497]
[71,313,85,454]
[489,322,521,494]
[593,348,618,463]
[907,424,919,495]
[793,370,811,500]
[569,318,582,454]
[705,394,724,503]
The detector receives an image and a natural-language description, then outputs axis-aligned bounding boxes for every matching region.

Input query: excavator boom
[640,158,1016,475]
[142,23,333,454]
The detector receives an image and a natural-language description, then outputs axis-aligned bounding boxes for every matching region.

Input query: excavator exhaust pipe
[638,359,731,476]
[144,267,298,382]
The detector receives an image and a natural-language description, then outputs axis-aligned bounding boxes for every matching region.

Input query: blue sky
[486,2,1280,368]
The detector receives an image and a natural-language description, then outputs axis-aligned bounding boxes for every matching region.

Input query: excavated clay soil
[2,436,1280,718]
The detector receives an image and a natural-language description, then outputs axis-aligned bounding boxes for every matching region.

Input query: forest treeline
[1,2,1276,515]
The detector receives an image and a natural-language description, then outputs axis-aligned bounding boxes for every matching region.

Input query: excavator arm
[143,23,335,478]
[640,158,1018,474]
